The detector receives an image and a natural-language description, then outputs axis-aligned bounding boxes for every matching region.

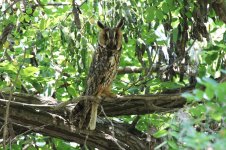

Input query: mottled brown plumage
[80,19,124,130]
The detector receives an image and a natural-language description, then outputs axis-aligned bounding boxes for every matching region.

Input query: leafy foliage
[165,77,226,149]
[0,0,225,149]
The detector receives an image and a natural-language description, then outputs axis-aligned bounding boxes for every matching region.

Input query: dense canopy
[0,0,226,149]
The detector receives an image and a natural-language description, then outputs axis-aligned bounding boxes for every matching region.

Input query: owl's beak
[109,40,114,45]
[107,40,116,49]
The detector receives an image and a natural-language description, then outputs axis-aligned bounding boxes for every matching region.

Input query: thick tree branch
[0,96,150,149]
[101,94,185,117]
[0,87,188,149]
[0,106,146,149]
[0,90,187,117]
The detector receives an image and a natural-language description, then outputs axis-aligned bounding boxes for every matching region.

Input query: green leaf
[26,7,33,15]
[24,14,30,22]
[203,77,218,87]
[204,51,218,65]
[193,89,204,101]
[128,87,139,94]
[40,0,48,5]
[210,111,222,121]
[189,104,206,117]
[60,5,70,13]
[171,19,180,28]
[67,85,77,97]
[19,15,25,22]
[0,62,17,73]
[40,19,45,30]
[153,129,168,138]
[166,0,173,8]
[215,82,226,103]
[172,28,178,42]
[198,65,206,77]
[33,9,39,17]
[9,15,17,23]
[44,8,53,15]
[32,81,43,93]
[155,9,164,20]
[146,6,156,22]
[168,140,178,149]
[162,2,170,14]
[185,12,192,18]
[22,66,39,77]
[215,82,226,102]
[156,40,166,45]
[205,86,215,100]
[182,92,195,102]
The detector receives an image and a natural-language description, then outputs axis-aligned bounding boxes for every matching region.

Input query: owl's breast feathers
[84,45,122,96]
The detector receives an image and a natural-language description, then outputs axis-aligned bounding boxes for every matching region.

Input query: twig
[33,1,87,7]
[119,39,197,94]
[2,0,22,15]
[0,122,6,133]
[2,124,51,145]
[0,23,29,93]
[54,96,95,110]
[117,66,143,74]
[0,99,54,109]
[3,48,27,148]
[72,0,81,29]
[35,2,70,6]
[100,105,125,150]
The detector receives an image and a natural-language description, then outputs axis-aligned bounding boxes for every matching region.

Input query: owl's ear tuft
[116,18,124,29]
[97,21,105,29]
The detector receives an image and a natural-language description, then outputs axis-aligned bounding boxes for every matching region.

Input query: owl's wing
[84,48,116,96]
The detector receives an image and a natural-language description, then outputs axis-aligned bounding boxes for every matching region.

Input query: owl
[79,19,124,130]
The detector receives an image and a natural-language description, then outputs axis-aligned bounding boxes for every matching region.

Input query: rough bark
[0,104,147,149]
[0,90,187,117]
[0,89,188,149]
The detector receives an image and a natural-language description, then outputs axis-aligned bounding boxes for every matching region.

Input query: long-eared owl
[81,19,124,130]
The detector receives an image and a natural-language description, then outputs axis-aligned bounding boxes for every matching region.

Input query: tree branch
[0,89,188,149]
[0,97,149,149]
[0,90,187,117]
[117,66,143,74]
